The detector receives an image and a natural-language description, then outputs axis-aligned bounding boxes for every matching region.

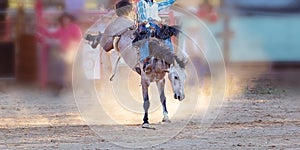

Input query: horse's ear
[183,57,189,68]
[171,61,176,68]
[179,55,189,69]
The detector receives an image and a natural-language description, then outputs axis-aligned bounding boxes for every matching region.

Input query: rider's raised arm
[137,1,147,22]
[157,0,176,11]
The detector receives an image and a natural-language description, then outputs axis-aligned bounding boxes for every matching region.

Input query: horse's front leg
[142,79,150,127]
[156,79,170,123]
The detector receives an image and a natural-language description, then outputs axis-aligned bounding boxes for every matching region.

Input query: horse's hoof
[162,117,171,123]
[142,123,155,130]
[142,123,150,128]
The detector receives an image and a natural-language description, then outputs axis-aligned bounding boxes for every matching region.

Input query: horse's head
[168,59,187,101]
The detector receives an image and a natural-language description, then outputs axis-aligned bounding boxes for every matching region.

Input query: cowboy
[136,0,176,63]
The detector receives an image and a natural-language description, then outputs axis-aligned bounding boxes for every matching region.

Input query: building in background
[0,0,112,85]
[0,0,14,78]
[1,0,300,83]
[219,0,300,64]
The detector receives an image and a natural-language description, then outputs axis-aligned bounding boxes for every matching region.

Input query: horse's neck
[149,58,169,72]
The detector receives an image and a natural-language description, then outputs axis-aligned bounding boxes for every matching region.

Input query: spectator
[197,1,218,23]
[39,13,82,94]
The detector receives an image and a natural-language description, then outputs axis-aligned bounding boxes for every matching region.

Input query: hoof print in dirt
[162,117,171,123]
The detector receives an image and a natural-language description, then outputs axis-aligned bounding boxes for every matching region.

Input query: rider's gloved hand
[145,22,150,28]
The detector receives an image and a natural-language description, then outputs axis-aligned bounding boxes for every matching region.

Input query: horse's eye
[174,76,179,80]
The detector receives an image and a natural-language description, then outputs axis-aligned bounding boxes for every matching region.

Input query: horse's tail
[109,55,122,81]
[85,32,102,49]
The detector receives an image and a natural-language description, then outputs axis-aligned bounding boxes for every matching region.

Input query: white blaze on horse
[85,11,187,129]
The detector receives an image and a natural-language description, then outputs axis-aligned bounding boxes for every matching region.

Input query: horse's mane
[148,39,186,68]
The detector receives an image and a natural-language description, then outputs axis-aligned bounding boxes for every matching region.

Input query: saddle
[132,25,180,44]
[132,27,151,44]
[155,25,180,40]
[85,32,102,49]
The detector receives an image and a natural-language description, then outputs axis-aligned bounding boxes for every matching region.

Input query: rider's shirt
[137,0,176,22]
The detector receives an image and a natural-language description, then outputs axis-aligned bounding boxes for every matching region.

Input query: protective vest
[143,1,161,21]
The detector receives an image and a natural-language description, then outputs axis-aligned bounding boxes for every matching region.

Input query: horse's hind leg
[156,79,170,123]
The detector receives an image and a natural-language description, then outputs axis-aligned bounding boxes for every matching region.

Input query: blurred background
[1,1,300,149]
[0,0,300,88]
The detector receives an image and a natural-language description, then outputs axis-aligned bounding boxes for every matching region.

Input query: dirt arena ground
[0,67,299,149]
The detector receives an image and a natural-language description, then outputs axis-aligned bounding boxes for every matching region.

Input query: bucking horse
[85,16,188,129]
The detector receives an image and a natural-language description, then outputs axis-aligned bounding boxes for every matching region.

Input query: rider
[136,0,176,65]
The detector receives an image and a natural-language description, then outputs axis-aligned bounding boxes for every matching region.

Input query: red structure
[35,0,48,88]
